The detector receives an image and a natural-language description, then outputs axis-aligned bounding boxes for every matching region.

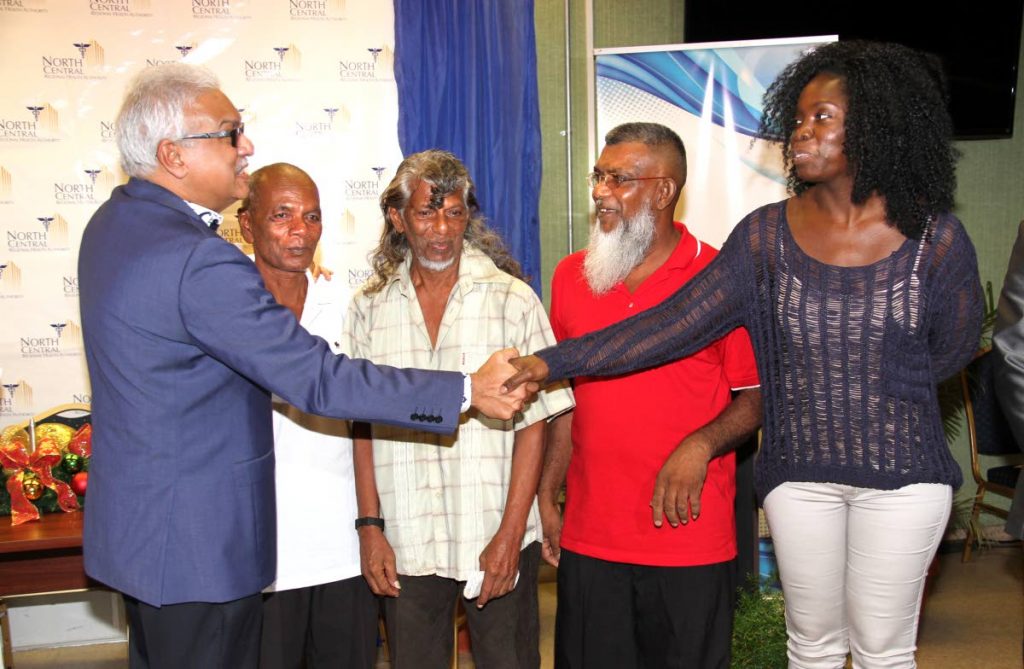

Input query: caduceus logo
[340,46,388,81]
[42,40,105,79]
[0,263,7,280]
[247,45,300,81]
[17,103,59,136]
[20,214,68,248]
[1,105,54,141]
[323,107,339,124]
[83,169,101,185]
[50,322,67,339]
[371,166,386,184]
[0,377,32,412]
[175,44,194,59]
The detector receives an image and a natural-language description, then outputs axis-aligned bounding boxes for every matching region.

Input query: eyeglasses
[177,123,245,148]
[586,171,670,190]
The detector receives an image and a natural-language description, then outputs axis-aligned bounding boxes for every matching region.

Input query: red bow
[1,427,80,525]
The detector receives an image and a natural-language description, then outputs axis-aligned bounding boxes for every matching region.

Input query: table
[0,511,95,596]
[0,511,101,666]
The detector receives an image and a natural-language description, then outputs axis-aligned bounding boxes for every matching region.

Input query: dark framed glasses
[177,123,245,148]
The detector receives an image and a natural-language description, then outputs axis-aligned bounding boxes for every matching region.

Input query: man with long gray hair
[348,150,573,668]
[77,64,530,668]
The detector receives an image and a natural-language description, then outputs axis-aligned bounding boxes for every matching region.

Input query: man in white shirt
[239,163,377,668]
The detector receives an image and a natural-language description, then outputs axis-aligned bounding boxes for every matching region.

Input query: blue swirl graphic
[596,47,803,137]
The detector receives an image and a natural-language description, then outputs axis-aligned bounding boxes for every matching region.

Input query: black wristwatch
[355,516,385,530]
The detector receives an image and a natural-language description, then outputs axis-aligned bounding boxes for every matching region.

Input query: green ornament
[62,452,84,473]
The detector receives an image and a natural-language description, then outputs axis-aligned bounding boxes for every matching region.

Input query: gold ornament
[34,423,75,449]
[22,473,43,500]
[1,428,30,475]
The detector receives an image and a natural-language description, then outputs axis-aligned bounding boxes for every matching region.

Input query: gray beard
[417,256,456,272]
[583,204,656,295]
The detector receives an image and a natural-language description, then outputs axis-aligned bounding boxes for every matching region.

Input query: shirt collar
[184,202,224,231]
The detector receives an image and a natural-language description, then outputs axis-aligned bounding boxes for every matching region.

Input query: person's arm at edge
[476,419,545,608]
[994,221,1024,447]
[537,410,573,567]
[651,387,762,527]
[353,421,400,597]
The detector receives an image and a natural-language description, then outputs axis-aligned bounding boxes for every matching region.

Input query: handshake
[469,349,551,420]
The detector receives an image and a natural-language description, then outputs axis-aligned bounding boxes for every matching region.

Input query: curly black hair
[759,40,959,239]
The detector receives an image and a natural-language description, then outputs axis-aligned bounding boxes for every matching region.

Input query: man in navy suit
[77,63,530,669]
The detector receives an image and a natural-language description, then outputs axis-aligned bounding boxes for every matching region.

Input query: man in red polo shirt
[538,122,762,668]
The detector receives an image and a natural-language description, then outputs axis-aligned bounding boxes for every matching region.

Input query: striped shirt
[346,244,574,580]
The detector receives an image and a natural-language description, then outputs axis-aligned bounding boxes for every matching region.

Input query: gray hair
[365,149,524,294]
[115,63,221,178]
[605,122,687,184]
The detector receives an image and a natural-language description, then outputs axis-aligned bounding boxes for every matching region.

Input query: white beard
[417,256,456,272]
[583,203,656,295]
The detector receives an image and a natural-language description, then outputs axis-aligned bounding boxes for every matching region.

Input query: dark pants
[123,592,262,669]
[259,575,379,669]
[383,542,541,669]
[555,549,736,669]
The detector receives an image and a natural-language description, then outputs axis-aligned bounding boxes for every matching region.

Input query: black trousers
[382,543,541,669]
[123,592,262,669]
[259,575,379,669]
[555,549,736,669]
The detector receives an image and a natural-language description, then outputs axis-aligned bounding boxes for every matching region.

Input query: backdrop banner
[0,0,403,427]
[594,36,834,249]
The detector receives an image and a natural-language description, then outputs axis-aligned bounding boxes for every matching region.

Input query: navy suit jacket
[78,178,461,606]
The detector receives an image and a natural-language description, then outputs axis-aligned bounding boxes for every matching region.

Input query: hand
[538,497,563,567]
[358,527,400,596]
[476,528,523,608]
[650,436,712,528]
[502,355,550,393]
[309,259,333,281]
[472,348,531,420]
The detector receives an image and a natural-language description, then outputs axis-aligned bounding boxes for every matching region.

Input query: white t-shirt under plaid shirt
[345,245,574,581]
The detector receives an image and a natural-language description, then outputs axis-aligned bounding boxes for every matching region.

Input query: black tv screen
[684,1,1024,139]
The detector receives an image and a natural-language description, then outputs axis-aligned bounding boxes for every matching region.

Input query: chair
[960,347,1022,561]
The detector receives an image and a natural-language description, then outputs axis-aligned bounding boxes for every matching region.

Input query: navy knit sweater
[538,201,983,498]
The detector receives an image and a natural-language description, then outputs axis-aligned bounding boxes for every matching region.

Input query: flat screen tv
[684,1,1024,139]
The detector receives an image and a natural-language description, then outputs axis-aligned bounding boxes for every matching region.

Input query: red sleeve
[549,258,570,342]
[721,326,759,390]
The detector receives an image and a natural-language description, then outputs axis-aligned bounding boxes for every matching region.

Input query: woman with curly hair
[507,41,983,667]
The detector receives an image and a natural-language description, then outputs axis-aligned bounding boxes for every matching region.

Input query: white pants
[763,481,951,669]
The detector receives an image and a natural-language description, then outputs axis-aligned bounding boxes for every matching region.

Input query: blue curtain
[394,0,543,294]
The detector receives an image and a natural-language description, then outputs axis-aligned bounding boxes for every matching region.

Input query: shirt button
[628,302,634,308]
